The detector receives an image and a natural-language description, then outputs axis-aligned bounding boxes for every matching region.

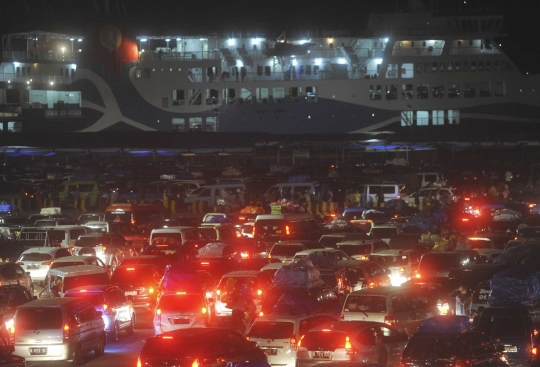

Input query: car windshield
[158,294,203,312]
[219,276,259,291]
[142,336,204,357]
[469,239,492,249]
[152,233,183,243]
[336,244,371,256]
[16,308,63,330]
[301,331,347,351]
[112,268,156,285]
[402,337,456,359]
[271,245,304,257]
[19,253,53,262]
[63,273,110,291]
[370,254,409,267]
[50,261,86,269]
[76,237,107,247]
[64,291,105,305]
[344,295,387,313]
[478,316,529,338]
[254,220,286,236]
[249,321,294,339]
[371,228,399,238]
[105,211,132,223]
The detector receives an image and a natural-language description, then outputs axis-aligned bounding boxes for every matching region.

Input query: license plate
[29,347,47,355]
[125,291,137,296]
[173,318,190,325]
[262,348,278,356]
[504,346,517,353]
[27,265,39,269]
[313,351,331,359]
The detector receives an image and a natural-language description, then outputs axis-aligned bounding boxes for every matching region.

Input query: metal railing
[3,50,79,62]
[139,51,221,61]
[0,73,73,85]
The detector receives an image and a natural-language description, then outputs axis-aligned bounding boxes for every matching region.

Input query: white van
[184,183,246,208]
[418,172,446,188]
[49,225,89,249]
[264,182,320,201]
[360,184,401,206]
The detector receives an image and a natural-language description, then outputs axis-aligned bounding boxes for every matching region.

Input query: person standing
[377,188,385,207]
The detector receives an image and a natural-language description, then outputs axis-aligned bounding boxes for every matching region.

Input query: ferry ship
[0,0,539,134]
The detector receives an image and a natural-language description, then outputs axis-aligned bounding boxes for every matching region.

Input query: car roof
[151,227,192,233]
[348,286,413,296]
[21,247,66,254]
[78,233,114,238]
[295,249,341,255]
[254,313,336,323]
[64,284,118,293]
[255,214,314,221]
[48,265,108,275]
[19,297,88,308]
[370,249,417,256]
[116,264,158,271]
[53,256,98,262]
[309,320,383,332]
[221,270,264,278]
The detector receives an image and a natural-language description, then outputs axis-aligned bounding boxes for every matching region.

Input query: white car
[369,224,402,244]
[154,291,209,334]
[16,247,72,285]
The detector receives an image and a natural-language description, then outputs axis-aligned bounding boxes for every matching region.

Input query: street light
[165,39,170,50]
[69,38,74,53]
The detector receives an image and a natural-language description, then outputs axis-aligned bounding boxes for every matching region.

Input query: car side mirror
[96,311,103,317]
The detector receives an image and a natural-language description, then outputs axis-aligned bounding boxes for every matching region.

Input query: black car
[138,328,269,367]
[111,264,161,311]
[120,255,170,276]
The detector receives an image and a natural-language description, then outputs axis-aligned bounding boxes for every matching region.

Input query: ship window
[463,83,476,98]
[265,66,271,76]
[306,86,317,102]
[478,82,491,98]
[439,63,445,72]
[188,68,202,83]
[189,89,202,105]
[449,110,460,125]
[172,90,184,105]
[207,67,218,82]
[447,62,453,71]
[455,62,461,71]
[206,117,217,132]
[424,63,430,73]
[463,62,469,72]
[370,85,382,100]
[189,117,202,131]
[273,87,285,103]
[401,84,413,100]
[257,65,263,76]
[417,84,429,99]
[401,110,413,126]
[494,61,500,71]
[433,84,444,99]
[415,63,422,73]
[387,64,398,78]
[401,63,413,78]
[386,85,398,100]
[431,63,438,72]
[206,89,219,105]
[471,62,477,71]
[223,88,235,104]
[433,110,445,125]
[256,88,269,103]
[306,65,312,75]
[448,84,460,99]
[240,88,252,104]
[417,111,429,126]
[143,68,151,78]
[172,118,185,131]
[289,87,300,102]
[478,62,484,71]
[494,82,505,97]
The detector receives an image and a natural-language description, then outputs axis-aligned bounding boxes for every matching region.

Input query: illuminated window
[401,110,413,126]
[256,88,269,103]
[416,111,429,126]
[432,110,444,125]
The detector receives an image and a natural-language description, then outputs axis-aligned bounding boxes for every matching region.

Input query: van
[57,181,99,209]
[418,172,445,188]
[360,184,401,206]
[264,182,320,202]
[104,203,169,229]
[41,225,88,249]
[13,297,106,363]
[254,214,321,243]
[341,286,439,335]
[184,183,246,209]
[41,265,110,298]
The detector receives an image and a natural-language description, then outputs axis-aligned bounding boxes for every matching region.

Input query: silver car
[74,233,135,273]
[153,291,209,334]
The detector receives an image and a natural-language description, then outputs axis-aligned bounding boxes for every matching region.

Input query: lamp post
[165,39,170,51]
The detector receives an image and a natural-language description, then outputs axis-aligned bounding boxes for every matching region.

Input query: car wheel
[72,344,83,366]
[127,314,135,334]
[94,333,106,356]
[110,321,120,341]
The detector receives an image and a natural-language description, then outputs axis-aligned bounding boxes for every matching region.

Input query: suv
[64,284,135,342]
[247,313,338,367]
[74,233,135,272]
[369,249,421,286]
[269,241,325,263]
[254,214,322,244]
[16,247,72,286]
[415,251,483,279]
[291,248,353,265]
[341,286,439,335]
[13,298,106,364]
[111,264,161,311]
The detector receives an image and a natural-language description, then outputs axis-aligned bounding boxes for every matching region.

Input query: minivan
[41,265,110,298]
[13,298,106,364]
[254,214,321,243]
[184,183,246,208]
[360,184,401,206]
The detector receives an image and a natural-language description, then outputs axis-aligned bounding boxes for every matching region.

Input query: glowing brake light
[202,307,207,314]
[201,262,209,266]
[149,287,154,294]
[127,268,135,271]
[192,359,199,367]
[462,218,469,222]
[399,267,405,273]
[162,335,173,339]
[80,290,87,293]
[414,270,420,279]
[257,289,262,296]
[216,289,221,296]
[322,329,331,332]
[102,246,107,253]
[290,337,298,351]
[464,197,470,201]
[63,323,70,343]
[384,316,394,325]
[532,347,538,355]
[137,357,142,367]
[156,309,162,315]
[42,261,52,265]
[285,225,290,235]
[259,311,264,317]
[298,335,305,348]
[240,252,249,259]
[345,336,353,352]
[176,291,187,295]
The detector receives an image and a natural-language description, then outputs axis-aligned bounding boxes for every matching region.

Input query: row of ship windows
[401,110,461,127]
[370,82,506,100]
[168,87,317,106]
[388,60,513,79]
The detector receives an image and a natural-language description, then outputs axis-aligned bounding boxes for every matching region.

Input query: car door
[13,264,31,289]
[355,326,382,363]
[218,331,254,364]
[76,306,100,352]
[110,289,132,328]
[378,325,408,366]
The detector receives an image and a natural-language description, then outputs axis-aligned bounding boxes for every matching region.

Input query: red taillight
[285,225,290,235]
[345,336,354,354]
[461,218,469,222]
[532,347,538,355]
[414,271,420,279]
[42,261,52,265]
[201,262,209,266]
[384,316,394,325]
[137,357,142,367]
[252,226,255,237]
[9,325,14,345]
[257,289,262,297]
[464,197,470,201]
[202,307,207,314]
[297,335,305,348]
[259,311,264,317]
[63,323,70,343]
[102,246,107,253]
[192,359,199,367]
[149,287,154,294]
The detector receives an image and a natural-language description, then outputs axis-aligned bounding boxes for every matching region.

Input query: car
[369,224,402,244]
[368,249,421,286]
[0,285,35,331]
[401,316,509,367]
[111,264,161,311]
[292,248,353,265]
[15,247,72,286]
[403,187,457,206]
[415,251,483,279]
[254,214,322,244]
[318,232,370,248]
[119,255,170,276]
[49,255,107,270]
[247,313,339,367]
[335,239,390,260]
[296,320,408,367]
[137,328,269,367]
[74,233,135,273]
[154,290,210,333]
[269,240,325,263]
[13,298,106,364]
[338,260,392,291]
[64,284,135,341]
[0,263,33,295]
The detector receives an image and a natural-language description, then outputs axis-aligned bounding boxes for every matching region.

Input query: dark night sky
[0,0,539,72]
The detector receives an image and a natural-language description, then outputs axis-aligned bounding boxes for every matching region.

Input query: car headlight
[5,318,14,330]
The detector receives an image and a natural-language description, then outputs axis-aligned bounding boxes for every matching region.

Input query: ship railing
[449,47,500,55]
[391,47,444,56]
[217,70,371,82]
[139,51,221,61]
[3,50,79,62]
[0,73,73,85]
